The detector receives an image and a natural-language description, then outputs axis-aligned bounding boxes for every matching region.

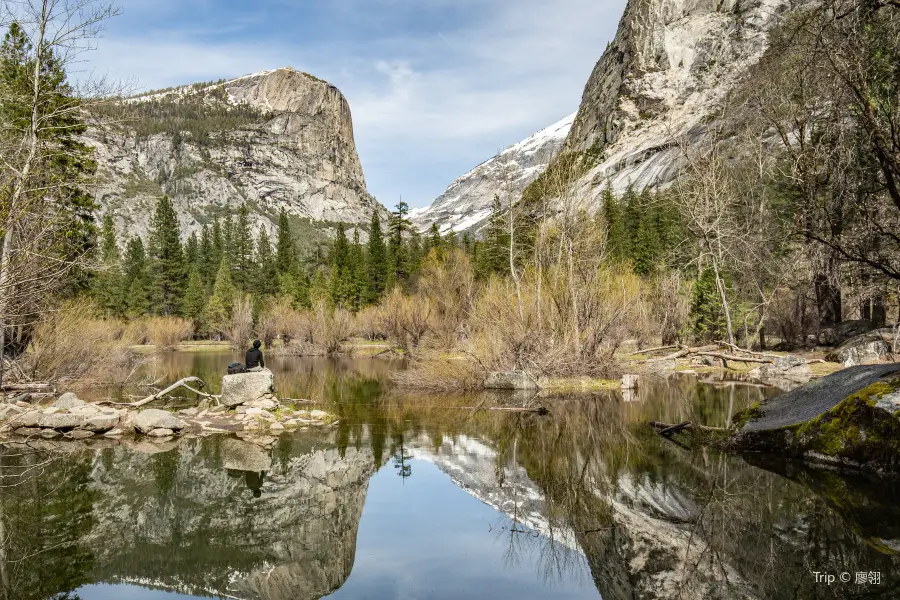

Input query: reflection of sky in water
[75,458,598,600]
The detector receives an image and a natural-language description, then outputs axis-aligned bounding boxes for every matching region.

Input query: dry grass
[24,299,142,385]
[145,316,194,350]
[392,354,485,390]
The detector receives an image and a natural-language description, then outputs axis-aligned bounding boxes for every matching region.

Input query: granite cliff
[87,67,386,241]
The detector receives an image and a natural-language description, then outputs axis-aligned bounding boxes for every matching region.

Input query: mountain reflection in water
[1,354,898,600]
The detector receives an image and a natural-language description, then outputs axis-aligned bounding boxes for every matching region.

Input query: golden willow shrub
[145,316,194,350]
[469,264,649,377]
[25,299,141,384]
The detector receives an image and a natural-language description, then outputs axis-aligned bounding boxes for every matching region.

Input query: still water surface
[3,352,900,600]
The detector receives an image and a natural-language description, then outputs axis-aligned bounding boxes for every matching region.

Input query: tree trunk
[814,272,842,326]
[0,1,49,392]
[871,293,886,327]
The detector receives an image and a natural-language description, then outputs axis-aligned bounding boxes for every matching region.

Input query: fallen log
[648,420,729,433]
[130,376,209,408]
[459,405,549,414]
[629,344,679,355]
[2,382,51,392]
[695,351,773,364]
[715,341,784,360]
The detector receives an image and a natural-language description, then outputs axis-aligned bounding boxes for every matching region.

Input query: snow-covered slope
[410,113,575,235]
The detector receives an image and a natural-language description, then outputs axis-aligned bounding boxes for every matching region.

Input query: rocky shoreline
[0,369,337,447]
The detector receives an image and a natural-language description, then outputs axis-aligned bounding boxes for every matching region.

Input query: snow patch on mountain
[411,113,576,235]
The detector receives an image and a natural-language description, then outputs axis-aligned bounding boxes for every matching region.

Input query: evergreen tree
[199,223,214,282]
[275,208,296,276]
[122,237,152,318]
[388,201,411,285]
[93,214,123,315]
[309,268,329,306]
[232,203,254,290]
[461,231,472,255]
[329,225,352,307]
[1,22,98,289]
[366,211,388,302]
[474,195,510,279]
[182,266,206,330]
[203,259,236,334]
[603,186,627,261]
[147,195,186,315]
[254,228,278,298]
[222,214,235,264]
[211,218,224,272]
[348,228,366,311]
[184,232,199,268]
[691,267,729,342]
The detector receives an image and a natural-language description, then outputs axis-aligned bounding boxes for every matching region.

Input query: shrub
[378,287,432,356]
[25,299,141,385]
[224,293,254,350]
[145,316,194,350]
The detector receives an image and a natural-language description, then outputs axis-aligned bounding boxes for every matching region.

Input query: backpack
[227,362,247,375]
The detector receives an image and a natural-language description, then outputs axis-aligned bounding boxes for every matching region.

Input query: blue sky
[84,0,626,208]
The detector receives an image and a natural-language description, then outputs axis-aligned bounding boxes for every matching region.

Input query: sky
[81,0,627,209]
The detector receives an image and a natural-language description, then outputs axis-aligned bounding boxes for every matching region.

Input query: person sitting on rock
[245,339,265,371]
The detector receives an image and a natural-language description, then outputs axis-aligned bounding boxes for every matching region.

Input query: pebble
[104,428,125,437]
[67,430,95,440]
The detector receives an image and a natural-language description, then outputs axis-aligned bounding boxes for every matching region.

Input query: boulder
[40,429,62,439]
[10,410,41,428]
[733,364,900,473]
[147,428,174,437]
[819,319,877,346]
[68,404,103,418]
[221,369,275,407]
[247,398,279,410]
[14,427,42,436]
[53,392,84,410]
[246,407,275,420]
[38,412,84,430]
[827,329,893,367]
[309,409,329,420]
[81,414,120,433]
[67,430,95,440]
[133,409,186,434]
[484,370,539,390]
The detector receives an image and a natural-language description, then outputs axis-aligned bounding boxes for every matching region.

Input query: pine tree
[254,228,278,298]
[211,218,224,272]
[1,22,98,289]
[348,228,366,311]
[388,201,411,285]
[275,208,296,276]
[602,186,627,261]
[366,211,388,302]
[147,195,186,315]
[122,237,152,318]
[408,230,423,278]
[93,214,123,315]
[182,266,206,330]
[222,213,235,264]
[184,232,200,268]
[199,223,214,282]
[203,259,236,334]
[232,203,254,290]
[474,195,510,279]
[329,225,352,307]
[691,267,729,342]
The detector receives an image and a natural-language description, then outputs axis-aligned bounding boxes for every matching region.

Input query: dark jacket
[245,347,264,369]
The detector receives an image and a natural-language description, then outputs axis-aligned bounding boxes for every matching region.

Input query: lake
[2,352,899,600]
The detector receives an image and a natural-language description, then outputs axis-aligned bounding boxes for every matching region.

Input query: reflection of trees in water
[0,442,95,600]
[360,378,900,599]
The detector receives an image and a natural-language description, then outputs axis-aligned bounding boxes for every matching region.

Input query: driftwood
[459,405,549,414]
[652,342,819,367]
[128,376,211,408]
[2,382,51,392]
[629,344,679,355]
[649,420,729,433]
